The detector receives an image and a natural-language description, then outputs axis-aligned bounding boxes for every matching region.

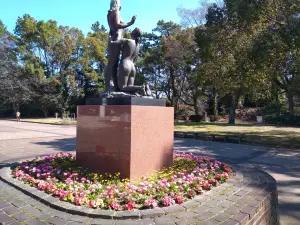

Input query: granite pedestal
[76,98,174,179]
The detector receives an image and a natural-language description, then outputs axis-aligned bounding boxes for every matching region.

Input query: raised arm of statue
[113,10,136,29]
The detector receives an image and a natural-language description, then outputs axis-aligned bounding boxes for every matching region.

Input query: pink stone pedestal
[76,105,174,179]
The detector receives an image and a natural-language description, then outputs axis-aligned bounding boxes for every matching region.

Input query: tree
[0,20,33,113]
[153,20,183,110]
[250,0,300,115]
[84,24,108,97]
[91,21,107,33]
[136,32,163,98]
[13,15,108,115]
[0,20,5,36]
[138,20,181,104]
[193,1,272,124]
[163,28,204,115]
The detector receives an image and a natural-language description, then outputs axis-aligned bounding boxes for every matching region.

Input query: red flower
[224,167,232,173]
[126,201,136,211]
[195,185,203,194]
[175,194,185,204]
[187,190,196,198]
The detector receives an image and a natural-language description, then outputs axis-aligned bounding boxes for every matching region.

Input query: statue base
[99,91,153,99]
[76,98,174,179]
[85,96,165,106]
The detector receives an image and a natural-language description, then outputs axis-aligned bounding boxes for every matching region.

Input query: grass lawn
[15,118,77,125]
[175,122,300,149]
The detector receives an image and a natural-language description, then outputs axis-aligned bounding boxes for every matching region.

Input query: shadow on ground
[34,137,76,152]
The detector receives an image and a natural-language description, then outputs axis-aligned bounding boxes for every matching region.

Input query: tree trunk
[12,101,19,114]
[228,94,236,124]
[169,67,177,112]
[42,107,48,118]
[212,87,218,118]
[287,92,294,116]
[193,97,199,116]
[272,82,281,116]
[275,88,280,116]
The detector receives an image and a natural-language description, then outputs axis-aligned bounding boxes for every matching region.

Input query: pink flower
[222,172,229,179]
[46,183,56,193]
[37,181,48,191]
[162,196,174,207]
[202,181,212,190]
[144,198,158,208]
[89,200,98,208]
[195,185,203,194]
[14,170,24,177]
[108,201,120,211]
[74,197,87,206]
[208,179,217,186]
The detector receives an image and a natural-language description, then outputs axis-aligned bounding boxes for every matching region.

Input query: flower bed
[12,153,232,211]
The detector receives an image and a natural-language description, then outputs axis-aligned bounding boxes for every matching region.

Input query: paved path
[0,120,299,225]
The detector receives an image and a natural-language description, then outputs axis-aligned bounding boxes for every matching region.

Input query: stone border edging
[0,163,279,224]
[174,131,245,143]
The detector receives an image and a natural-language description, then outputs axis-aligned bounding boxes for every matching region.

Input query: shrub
[175,105,194,120]
[209,115,222,122]
[259,102,287,116]
[264,114,300,126]
[189,115,203,122]
[294,106,300,115]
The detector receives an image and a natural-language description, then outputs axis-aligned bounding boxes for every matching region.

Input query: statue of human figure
[104,0,136,92]
[116,28,152,96]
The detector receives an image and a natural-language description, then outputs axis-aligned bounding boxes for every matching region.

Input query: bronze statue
[104,0,136,92]
[103,0,152,97]
[117,28,152,96]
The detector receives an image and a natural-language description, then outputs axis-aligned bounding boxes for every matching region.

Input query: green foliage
[0,20,6,37]
[249,0,300,115]
[0,16,108,117]
[189,115,203,122]
[191,0,300,122]
[264,114,300,126]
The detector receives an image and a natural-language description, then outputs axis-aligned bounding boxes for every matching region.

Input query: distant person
[16,111,20,122]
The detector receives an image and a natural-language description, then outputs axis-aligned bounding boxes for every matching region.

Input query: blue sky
[1,0,205,35]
